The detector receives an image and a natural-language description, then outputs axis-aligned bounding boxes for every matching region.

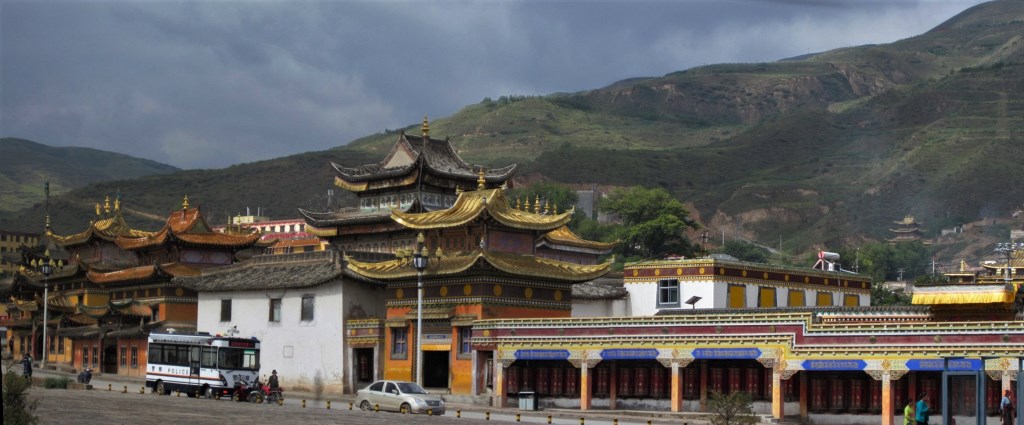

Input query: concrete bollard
[302,399,306,408]
[547,415,552,424]
[277,398,283,406]
[580,417,585,425]
[428,409,433,416]
[375,403,379,412]
[486,411,491,421]
[122,385,127,393]
[140,386,145,394]
[614,419,618,425]
[108,383,112,391]
[457,410,461,418]
[516,413,521,422]
[349,401,353,410]
[327,401,331,410]
[177,390,181,397]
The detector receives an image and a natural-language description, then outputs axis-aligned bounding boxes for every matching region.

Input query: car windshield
[397,382,427,394]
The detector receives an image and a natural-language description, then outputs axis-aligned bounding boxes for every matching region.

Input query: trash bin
[518,391,536,411]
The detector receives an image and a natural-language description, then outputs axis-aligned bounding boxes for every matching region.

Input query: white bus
[146,332,260,398]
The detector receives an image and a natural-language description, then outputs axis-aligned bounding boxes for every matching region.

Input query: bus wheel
[203,386,214,399]
[155,381,166,396]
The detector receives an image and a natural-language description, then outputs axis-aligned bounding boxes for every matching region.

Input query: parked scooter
[77,368,93,384]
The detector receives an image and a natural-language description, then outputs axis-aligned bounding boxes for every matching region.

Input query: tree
[871,283,912,306]
[601,186,699,260]
[2,363,39,425]
[707,391,756,425]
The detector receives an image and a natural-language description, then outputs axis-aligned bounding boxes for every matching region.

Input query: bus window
[219,348,259,370]
[201,347,217,368]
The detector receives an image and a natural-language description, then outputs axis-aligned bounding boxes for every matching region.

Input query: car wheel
[360,400,371,411]
[155,381,165,395]
[400,403,411,414]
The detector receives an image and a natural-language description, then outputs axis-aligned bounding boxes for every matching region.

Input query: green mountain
[2,0,1023,265]
[0,137,180,214]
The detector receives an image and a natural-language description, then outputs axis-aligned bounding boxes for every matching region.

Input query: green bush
[707,390,757,425]
[43,375,70,389]
[2,364,39,424]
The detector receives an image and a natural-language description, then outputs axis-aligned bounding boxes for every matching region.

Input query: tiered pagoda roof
[86,262,200,286]
[537,226,617,253]
[115,197,261,250]
[332,117,516,193]
[48,196,154,247]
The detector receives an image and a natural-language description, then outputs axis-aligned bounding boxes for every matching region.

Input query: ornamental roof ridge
[345,249,612,282]
[330,133,517,184]
[115,206,260,250]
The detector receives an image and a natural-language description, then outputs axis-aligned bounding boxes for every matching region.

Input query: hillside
[2,1,1023,267]
[0,138,179,213]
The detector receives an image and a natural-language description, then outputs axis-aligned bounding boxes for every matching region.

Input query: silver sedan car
[355,380,445,414]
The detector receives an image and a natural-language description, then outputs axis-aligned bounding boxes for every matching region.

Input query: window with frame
[58,337,65,354]
[120,346,127,367]
[300,294,314,322]
[391,327,408,359]
[657,279,681,308]
[220,299,232,322]
[83,346,89,368]
[458,327,473,358]
[92,345,99,368]
[131,346,138,368]
[49,335,55,353]
[269,298,282,323]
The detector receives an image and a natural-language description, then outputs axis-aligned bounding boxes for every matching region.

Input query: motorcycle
[77,368,92,384]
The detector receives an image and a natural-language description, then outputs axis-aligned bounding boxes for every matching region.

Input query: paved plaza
[27,385,704,425]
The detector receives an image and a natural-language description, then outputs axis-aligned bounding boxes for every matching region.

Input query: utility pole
[897,268,905,282]
[855,248,860,274]
[995,241,1023,284]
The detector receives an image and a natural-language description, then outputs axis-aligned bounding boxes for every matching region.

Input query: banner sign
[906,359,945,371]
[692,348,762,359]
[945,358,982,371]
[601,349,659,360]
[515,350,570,360]
[801,359,867,371]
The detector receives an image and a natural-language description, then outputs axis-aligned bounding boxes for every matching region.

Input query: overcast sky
[1,0,988,169]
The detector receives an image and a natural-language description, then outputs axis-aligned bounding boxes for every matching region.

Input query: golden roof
[911,284,1016,305]
[48,211,154,246]
[346,249,612,282]
[115,207,260,250]
[540,226,617,251]
[391,188,572,231]
[87,262,200,285]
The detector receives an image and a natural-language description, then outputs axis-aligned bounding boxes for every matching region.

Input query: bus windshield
[219,347,259,370]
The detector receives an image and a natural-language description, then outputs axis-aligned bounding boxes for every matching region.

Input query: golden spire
[553,203,558,214]
[544,200,550,214]
[960,259,966,272]
[477,168,486,190]
[45,214,51,230]
[421,115,430,139]
[435,246,443,258]
[524,198,531,212]
[103,196,111,214]
[515,198,521,210]
[182,195,190,210]
[95,203,101,216]
[534,195,541,213]
[114,197,121,212]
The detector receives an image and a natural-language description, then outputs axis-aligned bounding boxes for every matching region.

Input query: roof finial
[114,197,121,212]
[45,214,51,231]
[477,167,486,190]
[104,196,111,214]
[534,195,541,213]
[95,203,101,216]
[544,200,550,215]
[422,115,430,139]
[960,259,966,272]
[553,203,558,214]
[516,198,521,210]
[182,195,190,210]
[524,197,531,212]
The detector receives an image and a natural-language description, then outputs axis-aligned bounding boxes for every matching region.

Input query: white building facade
[180,250,385,394]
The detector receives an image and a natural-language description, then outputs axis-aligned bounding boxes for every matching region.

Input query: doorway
[103,343,118,374]
[423,351,450,389]
[354,348,374,387]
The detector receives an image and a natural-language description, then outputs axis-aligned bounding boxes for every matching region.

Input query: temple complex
[1,196,259,376]
[888,214,930,244]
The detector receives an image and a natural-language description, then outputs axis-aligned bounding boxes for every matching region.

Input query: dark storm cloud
[0,0,986,169]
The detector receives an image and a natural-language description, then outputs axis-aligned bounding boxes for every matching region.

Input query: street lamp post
[412,233,429,387]
[995,242,1024,284]
[32,249,61,368]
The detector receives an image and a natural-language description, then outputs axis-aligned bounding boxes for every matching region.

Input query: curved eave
[331,160,418,182]
[346,250,612,282]
[539,226,617,251]
[391,189,572,231]
[911,284,1016,305]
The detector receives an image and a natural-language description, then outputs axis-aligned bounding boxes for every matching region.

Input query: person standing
[904,399,916,425]
[21,353,33,378]
[1002,389,1016,424]
[915,392,931,425]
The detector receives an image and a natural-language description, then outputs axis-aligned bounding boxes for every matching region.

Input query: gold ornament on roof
[534,195,541,213]
[95,203,101,216]
[477,168,486,190]
[553,203,558,214]
[515,198,521,210]
[544,200,550,214]
[45,215,51,229]
[182,195,190,210]
[524,198,531,211]
[421,115,430,138]
[114,198,120,212]
[104,196,111,214]
[435,247,443,257]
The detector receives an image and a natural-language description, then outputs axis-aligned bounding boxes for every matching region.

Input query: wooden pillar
[772,369,784,420]
[908,372,917,403]
[799,372,809,421]
[881,374,894,425]
[671,362,682,412]
[493,361,506,408]
[609,362,617,409]
[699,360,708,411]
[580,365,592,411]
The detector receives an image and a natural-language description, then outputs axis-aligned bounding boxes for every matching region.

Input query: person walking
[21,353,33,378]
[915,392,931,425]
[904,399,916,425]
[1002,389,1016,424]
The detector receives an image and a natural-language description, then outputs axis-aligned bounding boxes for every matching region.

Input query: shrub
[707,390,757,425]
[43,375,70,389]
[2,364,39,425]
